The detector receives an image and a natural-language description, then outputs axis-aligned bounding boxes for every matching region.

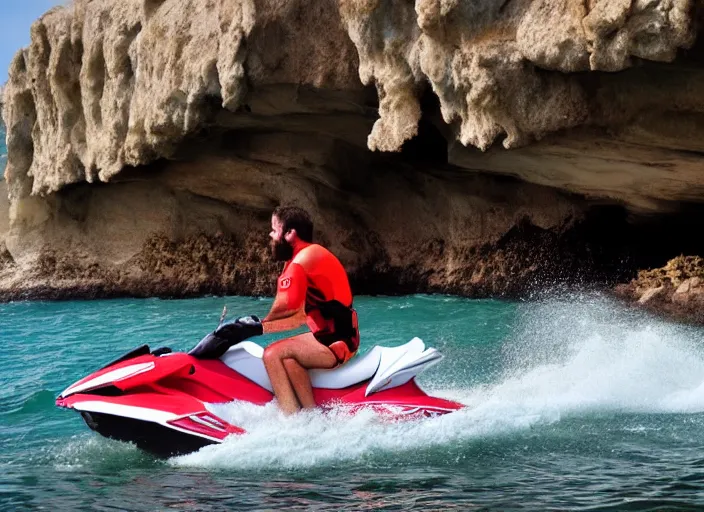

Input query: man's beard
[271,238,294,262]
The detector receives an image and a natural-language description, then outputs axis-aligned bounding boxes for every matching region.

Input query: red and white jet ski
[56,337,463,457]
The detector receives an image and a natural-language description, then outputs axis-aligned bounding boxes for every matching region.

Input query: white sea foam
[171,293,704,470]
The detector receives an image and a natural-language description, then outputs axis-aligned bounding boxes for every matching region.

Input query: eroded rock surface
[0,131,609,300]
[3,0,703,210]
[0,0,703,323]
[615,256,704,324]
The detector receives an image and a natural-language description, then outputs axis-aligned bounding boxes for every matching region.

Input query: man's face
[269,215,293,261]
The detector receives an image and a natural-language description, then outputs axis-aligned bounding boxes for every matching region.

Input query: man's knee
[263,340,291,365]
[263,344,280,365]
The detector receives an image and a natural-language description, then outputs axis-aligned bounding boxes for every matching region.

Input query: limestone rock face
[1,0,363,199]
[3,0,255,197]
[0,0,704,312]
[338,0,698,156]
[0,131,609,300]
[2,0,703,211]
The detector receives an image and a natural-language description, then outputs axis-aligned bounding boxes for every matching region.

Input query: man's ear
[284,229,297,243]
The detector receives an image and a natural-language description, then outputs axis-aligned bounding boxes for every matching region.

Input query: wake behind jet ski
[56,333,463,457]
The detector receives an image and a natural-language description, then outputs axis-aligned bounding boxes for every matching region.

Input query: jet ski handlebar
[188,315,263,359]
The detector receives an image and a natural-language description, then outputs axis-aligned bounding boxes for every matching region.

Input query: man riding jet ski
[55,207,464,456]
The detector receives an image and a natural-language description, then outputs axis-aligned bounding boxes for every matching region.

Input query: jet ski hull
[78,410,216,457]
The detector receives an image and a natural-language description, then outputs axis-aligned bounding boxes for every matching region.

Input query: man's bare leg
[262,344,301,414]
[284,358,318,409]
[263,332,337,415]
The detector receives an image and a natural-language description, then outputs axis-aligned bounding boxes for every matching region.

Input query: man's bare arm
[262,297,306,334]
[261,262,308,334]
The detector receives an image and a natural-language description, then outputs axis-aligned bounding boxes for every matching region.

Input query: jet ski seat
[220,339,427,392]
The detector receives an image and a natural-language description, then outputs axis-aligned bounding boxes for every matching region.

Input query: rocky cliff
[1,0,704,320]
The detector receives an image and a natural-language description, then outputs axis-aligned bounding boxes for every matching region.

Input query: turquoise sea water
[3,292,704,510]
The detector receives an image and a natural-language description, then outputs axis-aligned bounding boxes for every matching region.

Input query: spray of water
[168,293,704,470]
[497,292,704,414]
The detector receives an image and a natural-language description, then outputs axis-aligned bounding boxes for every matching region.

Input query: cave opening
[397,88,449,166]
[617,202,704,270]
[679,2,704,65]
[535,200,704,287]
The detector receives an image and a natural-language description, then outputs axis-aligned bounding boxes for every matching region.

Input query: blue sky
[1,1,67,85]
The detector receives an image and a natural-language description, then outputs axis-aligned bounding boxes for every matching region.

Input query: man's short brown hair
[273,205,314,242]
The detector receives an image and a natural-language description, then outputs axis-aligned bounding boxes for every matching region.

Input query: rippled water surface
[3,293,704,510]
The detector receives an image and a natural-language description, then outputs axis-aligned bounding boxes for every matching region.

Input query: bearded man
[189,206,359,415]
